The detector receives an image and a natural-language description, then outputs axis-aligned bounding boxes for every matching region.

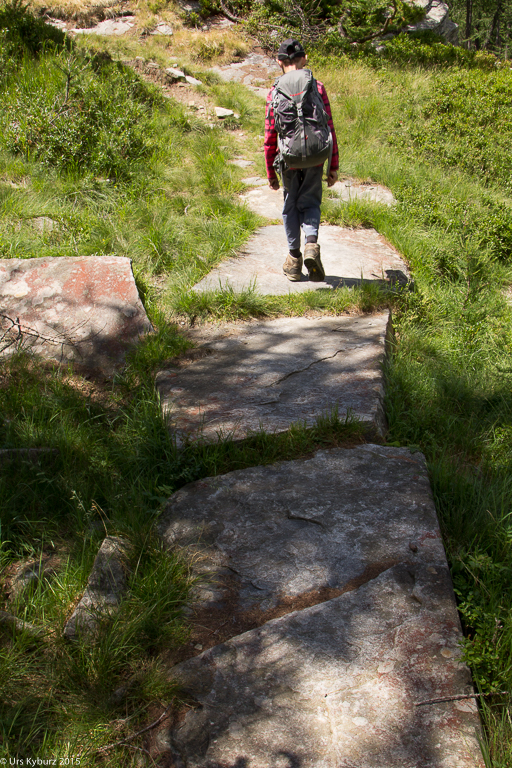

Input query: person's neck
[280,59,306,74]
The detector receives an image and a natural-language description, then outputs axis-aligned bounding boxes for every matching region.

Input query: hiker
[265,39,339,282]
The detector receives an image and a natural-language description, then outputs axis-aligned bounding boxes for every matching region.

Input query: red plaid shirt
[264,77,339,181]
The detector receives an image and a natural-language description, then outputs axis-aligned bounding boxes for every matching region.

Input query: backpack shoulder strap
[266,79,281,121]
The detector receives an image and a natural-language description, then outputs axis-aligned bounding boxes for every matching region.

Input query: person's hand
[268,177,280,190]
[327,170,338,187]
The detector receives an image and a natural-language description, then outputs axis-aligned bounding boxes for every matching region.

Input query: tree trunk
[465,0,473,48]
[485,0,502,49]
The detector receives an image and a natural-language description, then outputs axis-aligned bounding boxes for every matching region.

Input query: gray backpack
[269,68,332,171]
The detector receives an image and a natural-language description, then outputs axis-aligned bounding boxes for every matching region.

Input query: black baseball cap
[277,39,306,61]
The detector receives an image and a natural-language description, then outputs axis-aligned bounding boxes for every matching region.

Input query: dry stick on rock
[0,312,104,360]
[0,314,22,353]
[415,692,509,707]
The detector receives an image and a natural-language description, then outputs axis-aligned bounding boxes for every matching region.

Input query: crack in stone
[268,348,345,388]
[173,560,403,667]
[286,512,326,528]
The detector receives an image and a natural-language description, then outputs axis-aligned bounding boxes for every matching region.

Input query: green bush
[398,68,512,190]
[378,32,500,68]
[396,186,512,267]
[0,0,69,58]
[0,4,172,178]
[316,31,502,69]
[0,50,164,178]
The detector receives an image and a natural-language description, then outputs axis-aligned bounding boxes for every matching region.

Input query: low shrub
[377,32,500,69]
[0,48,165,178]
[394,67,512,190]
[0,0,69,58]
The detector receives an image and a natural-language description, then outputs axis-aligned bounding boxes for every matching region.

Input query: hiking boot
[283,252,303,282]
[304,243,325,282]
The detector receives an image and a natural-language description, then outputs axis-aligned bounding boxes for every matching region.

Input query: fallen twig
[0,312,105,363]
[416,692,509,707]
[97,703,173,753]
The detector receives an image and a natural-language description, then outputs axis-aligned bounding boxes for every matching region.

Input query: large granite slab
[193,225,409,295]
[166,566,483,768]
[159,445,484,767]
[0,256,152,374]
[161,445,450,612]
[156,314,390,443]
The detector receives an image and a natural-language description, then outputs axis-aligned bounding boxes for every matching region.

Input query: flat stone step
[160,445,484,767]
[240,181,395,221]
[241,175,267,186]
[193,224,409,295]
[0,256,151,374]
[156,314,389,443]
[331,178,396,205]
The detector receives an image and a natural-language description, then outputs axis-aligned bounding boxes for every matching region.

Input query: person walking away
[264,39,339,282]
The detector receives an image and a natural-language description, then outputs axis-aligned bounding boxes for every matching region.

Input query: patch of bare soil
[125,58,217,121]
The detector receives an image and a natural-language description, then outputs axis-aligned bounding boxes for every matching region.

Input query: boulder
[63,536,131,640]
[151,22,174,35]
[405,0,459,44]
[165,67,186,83]
[215,106,235,118]
[185,75,203,86]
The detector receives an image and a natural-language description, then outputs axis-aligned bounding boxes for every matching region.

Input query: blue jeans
[281,165,323,251]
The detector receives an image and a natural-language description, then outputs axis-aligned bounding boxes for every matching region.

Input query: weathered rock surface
[239,185,283,219]
[157,314,390,443]
[151,22,174,35]
[193,225,409,295]
[215,106,235,118]
[330,178,396,206]
[161,446,484,767]
[0,610,44,638]
[165,67,186,82]
[210,53,280,91]
[161,445,445,611]
[241,175,267,186]
[166,565,483,768]
[63,536,131,640]
[229,158,254,168]
[9,558,56,600]
[0,255,152,374]
[72,17,135,35]
[406,0,459,43]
